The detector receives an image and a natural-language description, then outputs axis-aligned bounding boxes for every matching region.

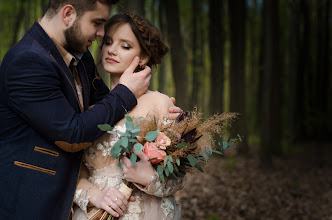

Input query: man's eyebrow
[93,18,107,23]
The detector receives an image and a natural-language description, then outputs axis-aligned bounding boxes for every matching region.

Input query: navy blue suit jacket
[0,22,136,219]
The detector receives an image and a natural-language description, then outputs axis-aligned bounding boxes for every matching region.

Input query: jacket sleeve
[6,51,136,151]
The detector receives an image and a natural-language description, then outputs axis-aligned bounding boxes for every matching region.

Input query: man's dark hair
[46,0,119,18]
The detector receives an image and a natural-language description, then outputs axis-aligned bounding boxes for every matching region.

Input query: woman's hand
[89,186,129,218]
[120,149,155,187]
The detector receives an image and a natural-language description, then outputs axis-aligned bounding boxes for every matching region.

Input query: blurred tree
[157,0,167,93]
[228,0,249,154]
[119,0,145,16]
[190,0,204,108]
[260,0,281,168]
[165,0,189,110]
[209,0,225,115]
[11,0,26,47]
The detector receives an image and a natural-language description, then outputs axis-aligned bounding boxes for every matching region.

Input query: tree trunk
[165,0,188,110]
[228,0,249,154]
[260,0,281,168]
[288,1,301,142]
[41,0,48,15]
[157,0,166,93]
[247,0,261,133]
[208,0,224,114]
[190,0,202,108]
[11,0,26,47]
[315,0,330,138]
[120,0,145,16]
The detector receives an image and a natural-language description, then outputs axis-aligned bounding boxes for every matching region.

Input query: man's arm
[6,51,136,147]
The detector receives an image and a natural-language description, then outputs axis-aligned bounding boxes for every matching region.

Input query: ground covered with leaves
[175,142,332,220]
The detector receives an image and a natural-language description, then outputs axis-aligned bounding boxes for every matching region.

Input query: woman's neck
[110,74,120,90]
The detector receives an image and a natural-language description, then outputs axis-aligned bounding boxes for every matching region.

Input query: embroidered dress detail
[74,189,90,214]
[73,122,183,220]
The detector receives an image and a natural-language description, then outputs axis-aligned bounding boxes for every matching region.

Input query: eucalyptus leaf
[125,120,134,131]
[159,173,165,182]
[167,161,174,173]
[145,130,159,142]
[120,137,128,148]
[134,143,143,153]
[176,158,180,166]
[117,162,122,168]
[97,124,112,131]
[111,143,121,158]
[130,153,137,165]
[223,141,229,149]
[157,165,163,175]
[195,163,204,173]
[164,156,169,167]
[237,134,243,142]
[177,142,188,149]
[129,138,137,143]
[165,166,170,176]
[212,150,223,155]
[131,127,141,134]
[125,115,133,122]
[117,131,126,137]
[134,119,143,124]
[107,131,118,134]
[187,155,196,167]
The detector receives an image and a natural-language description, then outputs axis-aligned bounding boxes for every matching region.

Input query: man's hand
[168,97,183,120]
[119,56,151,99]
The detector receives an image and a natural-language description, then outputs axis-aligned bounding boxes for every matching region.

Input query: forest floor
[175,142,332,220]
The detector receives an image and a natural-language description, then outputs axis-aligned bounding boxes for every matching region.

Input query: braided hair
[103,12,168,68]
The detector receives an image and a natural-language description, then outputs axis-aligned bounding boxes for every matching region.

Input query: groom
[0,0,181,219]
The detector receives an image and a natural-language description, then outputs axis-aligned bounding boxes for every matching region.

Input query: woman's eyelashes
[122,44,131,50]
[103,38,132,50]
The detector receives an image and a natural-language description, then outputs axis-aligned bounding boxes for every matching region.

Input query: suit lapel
[29,22,84,112]
[29,22,76,88]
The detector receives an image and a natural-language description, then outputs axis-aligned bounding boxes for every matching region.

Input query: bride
[72,12,184,220]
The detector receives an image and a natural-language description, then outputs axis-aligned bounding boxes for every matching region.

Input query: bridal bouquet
[93,109,239,220]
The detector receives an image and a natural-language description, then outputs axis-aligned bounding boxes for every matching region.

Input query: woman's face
[102,23,143,75]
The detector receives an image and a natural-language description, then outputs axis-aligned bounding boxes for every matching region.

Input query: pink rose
[155,132,171,150]
[143,142,167,164]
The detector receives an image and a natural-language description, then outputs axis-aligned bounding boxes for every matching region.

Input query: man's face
[64,2,111,54]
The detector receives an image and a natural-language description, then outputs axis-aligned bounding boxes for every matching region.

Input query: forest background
[0,0,331,219]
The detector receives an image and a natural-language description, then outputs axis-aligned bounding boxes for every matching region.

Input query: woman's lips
[105,57,119,63]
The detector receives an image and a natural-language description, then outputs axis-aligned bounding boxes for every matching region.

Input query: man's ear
[62,4,77,26]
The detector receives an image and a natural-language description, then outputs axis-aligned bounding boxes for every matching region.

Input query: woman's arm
[120,91,185,197]
[74,164,128,217]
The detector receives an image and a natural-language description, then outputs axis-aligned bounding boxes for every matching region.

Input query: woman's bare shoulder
[134,91,174,117]
[142,90,173,105]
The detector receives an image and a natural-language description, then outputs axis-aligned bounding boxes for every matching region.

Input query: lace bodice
[84,124,126,172]
[73,123,184,220]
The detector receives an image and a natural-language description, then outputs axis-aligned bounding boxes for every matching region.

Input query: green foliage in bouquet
[98,110,240,183]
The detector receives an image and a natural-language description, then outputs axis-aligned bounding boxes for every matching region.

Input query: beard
[64,20,87,54]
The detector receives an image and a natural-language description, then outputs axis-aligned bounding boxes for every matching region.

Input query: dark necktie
[69,63,84,112]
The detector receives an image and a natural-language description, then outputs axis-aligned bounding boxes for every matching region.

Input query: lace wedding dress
[72,123,184,220]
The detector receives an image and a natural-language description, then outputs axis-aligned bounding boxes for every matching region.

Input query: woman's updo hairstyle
[103,12,168,68]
